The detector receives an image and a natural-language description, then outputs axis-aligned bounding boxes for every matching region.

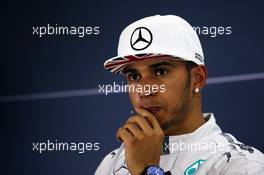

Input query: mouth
[144,106,162,115]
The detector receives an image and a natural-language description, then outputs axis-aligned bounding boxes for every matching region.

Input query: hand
[116,107,165,175]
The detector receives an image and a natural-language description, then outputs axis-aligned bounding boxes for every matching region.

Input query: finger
[127,116,153,132]
[135,107,162,130]
[116,127,133,143]
[123,122,142,137]
[124,116,138,125]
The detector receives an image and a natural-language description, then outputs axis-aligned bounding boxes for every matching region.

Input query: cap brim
[104,53,185,74]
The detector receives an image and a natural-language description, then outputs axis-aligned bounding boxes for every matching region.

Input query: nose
[137,77,158,98]
[138,89,155,98]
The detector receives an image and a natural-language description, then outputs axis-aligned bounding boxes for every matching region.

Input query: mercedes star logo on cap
[130,27,153,51]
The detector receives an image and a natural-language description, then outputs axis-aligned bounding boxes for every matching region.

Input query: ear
[191,65,207,90]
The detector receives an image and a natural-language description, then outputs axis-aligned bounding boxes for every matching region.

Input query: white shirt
[95,113,264,174]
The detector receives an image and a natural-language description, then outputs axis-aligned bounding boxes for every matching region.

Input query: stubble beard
[161,75,192,131]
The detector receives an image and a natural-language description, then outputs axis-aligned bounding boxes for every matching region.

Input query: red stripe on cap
[104,54,172,69]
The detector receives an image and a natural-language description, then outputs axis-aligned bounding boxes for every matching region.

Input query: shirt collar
[161,113,222,155]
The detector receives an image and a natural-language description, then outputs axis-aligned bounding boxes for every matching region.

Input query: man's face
[123,58,193,132]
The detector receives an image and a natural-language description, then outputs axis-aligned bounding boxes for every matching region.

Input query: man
[95,15,264,175]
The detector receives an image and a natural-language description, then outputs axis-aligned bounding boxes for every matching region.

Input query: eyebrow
[121,67,138,75]
[121,61,176,74]
[149,61,176,69]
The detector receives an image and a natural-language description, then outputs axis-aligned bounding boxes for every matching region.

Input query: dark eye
[126,72,140,81]
[155,68,168,76]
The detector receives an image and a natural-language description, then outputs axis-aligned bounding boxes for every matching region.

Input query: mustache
[138,100,164,109]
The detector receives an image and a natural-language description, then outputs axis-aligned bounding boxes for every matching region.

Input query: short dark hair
[185,61,198,84]
[185,61,197,73]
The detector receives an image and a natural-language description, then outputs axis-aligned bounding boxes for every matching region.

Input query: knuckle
[125,116,136,125]
[157,131,165,138]
[123,123,129,128]
[146,130,154,137]
[116,127,121,134]
[116,128,122,137]
[130,116,138,123]
[127,116,134,122]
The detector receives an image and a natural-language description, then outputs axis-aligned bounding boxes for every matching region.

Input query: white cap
[104,15,204,74]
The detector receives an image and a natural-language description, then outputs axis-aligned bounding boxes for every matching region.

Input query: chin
[155,114,169,127]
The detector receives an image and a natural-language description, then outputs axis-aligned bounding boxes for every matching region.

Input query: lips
[145,106,162,115]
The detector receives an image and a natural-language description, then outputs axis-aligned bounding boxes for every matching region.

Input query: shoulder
[219,154,264,174]
[198,132,264,175]
[212,148,264,174]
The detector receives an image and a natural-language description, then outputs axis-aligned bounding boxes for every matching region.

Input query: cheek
[161,80,185,110]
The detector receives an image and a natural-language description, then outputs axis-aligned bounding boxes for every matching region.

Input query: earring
[194,87,199,93]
